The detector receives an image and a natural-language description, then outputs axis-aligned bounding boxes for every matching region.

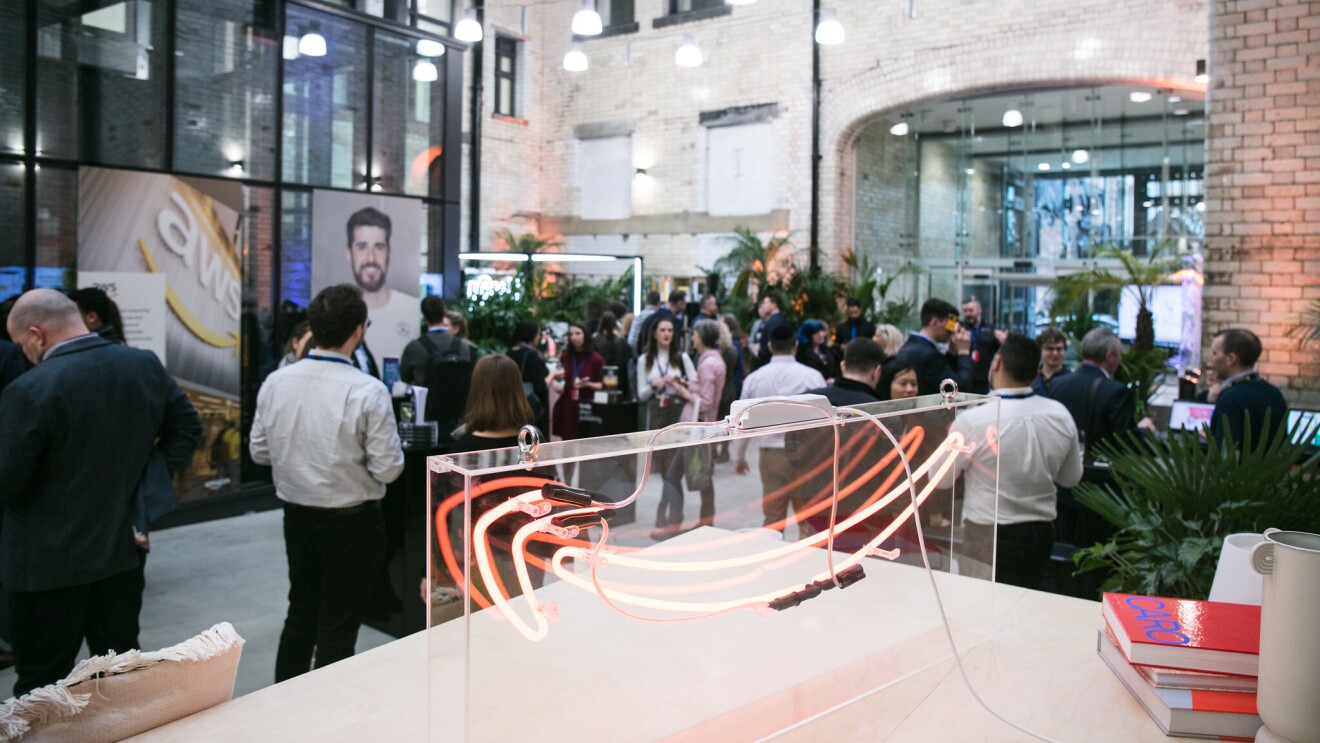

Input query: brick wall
[1204,0,1320,405]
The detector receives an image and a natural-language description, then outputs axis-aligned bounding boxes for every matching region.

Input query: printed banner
[76,272,167,364]
[78,167,243,502]
[311,190,421,368]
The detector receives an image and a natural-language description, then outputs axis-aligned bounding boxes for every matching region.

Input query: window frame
[493,35,518,118]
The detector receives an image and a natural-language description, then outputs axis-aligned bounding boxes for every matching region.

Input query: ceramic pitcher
[1250,529,1320,743]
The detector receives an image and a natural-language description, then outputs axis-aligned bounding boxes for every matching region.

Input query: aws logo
[139,191,241,354]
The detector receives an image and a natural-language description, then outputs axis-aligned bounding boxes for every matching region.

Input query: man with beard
[346,207,418,364]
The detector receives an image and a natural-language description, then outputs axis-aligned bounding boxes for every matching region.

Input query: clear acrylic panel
[426,391,1005,740]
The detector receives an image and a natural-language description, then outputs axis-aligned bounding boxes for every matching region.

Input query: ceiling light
[1002,109,1023,127]
[413,59,438,81]
[1071,148,1089,164]
[1195,59,1208,84]
[815,9,844,45]
[416,39,446,57]
[282,35,300,60]
[965,168,975,175]
[571,0,603,36]
[1168,95,1181,103]
[1037,162,1050,171]
[1061,162,1071,170]
[1174,108,1189,116]
[455,8,483,42]
[1129,91,1152,103]
[298,29,327,57]
[889,121,909,136]
[675,35,702,68]
[563,41,588,72]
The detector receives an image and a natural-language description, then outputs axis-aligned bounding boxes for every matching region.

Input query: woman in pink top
[688,319,727,528]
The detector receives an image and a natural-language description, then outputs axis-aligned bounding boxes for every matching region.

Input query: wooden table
[127,528,1199,742]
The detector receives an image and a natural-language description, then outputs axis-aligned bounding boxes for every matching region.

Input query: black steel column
[809,0,821,271]
[466,1,484,254]
[23,0,37,291]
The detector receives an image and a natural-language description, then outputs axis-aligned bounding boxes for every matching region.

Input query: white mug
[1250,529,1320,743]
[1209,532,1265,605]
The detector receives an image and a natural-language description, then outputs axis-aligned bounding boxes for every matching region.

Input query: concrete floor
[0,509,393,699]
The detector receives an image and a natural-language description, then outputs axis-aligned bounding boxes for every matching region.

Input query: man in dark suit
[1207,328,1287,449]
[889,298,973,396]
[834,298,876,348]
[1045,328,1142,459]
[0,339,26,394]
[0,289,202,695]
[752,293,789,368]
[962,298,1005,395]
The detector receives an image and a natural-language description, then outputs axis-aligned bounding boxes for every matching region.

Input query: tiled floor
[0,509,393,699]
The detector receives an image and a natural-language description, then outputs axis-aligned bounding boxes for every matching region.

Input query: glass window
[372,30,447,197]
[36,0,166,168]
[35,165,77,290]
[0,2,24,156]
[493,37,517,118]
[0,164,26,299]
[175,0,279,180]
[670,0,723,13]
[414,0,452,25]
[280,188,312,307]
[283,6,368,189]
[601,0,634,27]
[240,185,277,488]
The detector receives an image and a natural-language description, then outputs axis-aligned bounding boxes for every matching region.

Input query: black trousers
[275,501,386,683]
[7,561,145,696]
[963,520,1054,591]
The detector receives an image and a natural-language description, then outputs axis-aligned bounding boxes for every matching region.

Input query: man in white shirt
[732,324,828,535]
[250,284,405,682]
[944,332,1083,590]
[345,207,418,365]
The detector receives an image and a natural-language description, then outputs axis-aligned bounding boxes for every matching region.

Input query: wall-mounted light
[1002,109,1023,127]
[413,59,439,81]
[571,0,603,36]
[229,160,245,174]
[1060,162,1071,170]
[1195,59,1208,84]
[363,176,383,192]
[1037,162,1050,171]
[1173,108,1190,116]
[563,41,588,72]
[675,35,702,68]
[815,9,844,45]
[416,39,446,57]
[282,35,300,60]
[298,25,326,57]
[1129,91,1152,103]
[455,8,483,42]
[889,121,909,136]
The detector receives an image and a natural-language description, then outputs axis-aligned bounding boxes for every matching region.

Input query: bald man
[0,289,201,695]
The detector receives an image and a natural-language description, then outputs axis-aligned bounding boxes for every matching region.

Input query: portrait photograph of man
[311,192,421,368]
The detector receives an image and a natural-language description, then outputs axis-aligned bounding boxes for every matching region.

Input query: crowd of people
[0,279,1292,700]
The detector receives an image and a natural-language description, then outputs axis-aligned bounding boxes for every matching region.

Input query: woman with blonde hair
[873,323,905,360]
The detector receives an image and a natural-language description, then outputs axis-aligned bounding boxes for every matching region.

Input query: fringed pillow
[0,622,244,742]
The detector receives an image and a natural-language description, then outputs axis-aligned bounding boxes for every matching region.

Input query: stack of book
[1097,592,1262,740]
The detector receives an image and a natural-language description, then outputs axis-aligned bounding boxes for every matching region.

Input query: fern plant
[1074,415,1320,599]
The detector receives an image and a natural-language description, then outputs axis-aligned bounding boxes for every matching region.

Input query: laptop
[1287,409,1320,451]
[1168,400,1216,432]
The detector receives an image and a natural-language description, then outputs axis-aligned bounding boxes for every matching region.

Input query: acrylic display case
[426,389,1005,741]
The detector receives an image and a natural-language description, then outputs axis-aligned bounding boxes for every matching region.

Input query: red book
[1098,630,1260,740]
[1101,593,1259,676]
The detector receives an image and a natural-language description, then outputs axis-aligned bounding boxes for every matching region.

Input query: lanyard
[1222,371,1260,390]
[998,391,1035,400]
[308,354,355,368]
[570,353,588,380]
[656,357,670,379]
